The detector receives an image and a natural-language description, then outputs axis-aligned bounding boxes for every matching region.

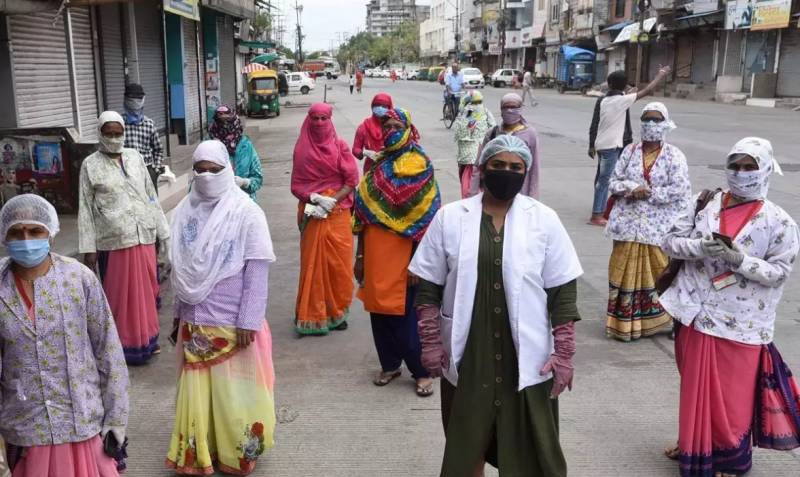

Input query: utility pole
[634,0,647,88]
[499,0,507,68]
[295,0,304,65]
[454,0,460,62]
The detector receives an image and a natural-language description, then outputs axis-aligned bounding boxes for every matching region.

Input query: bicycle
[442,91,463,129]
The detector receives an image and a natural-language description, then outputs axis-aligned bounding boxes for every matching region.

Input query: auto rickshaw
[246,69,280,117]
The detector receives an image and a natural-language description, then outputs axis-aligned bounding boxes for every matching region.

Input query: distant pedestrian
[390,69,397,83]
[208,105,263,200]
[604,102,690,342]
[352,92,393,173]
[410,135,583,476]
[291,103,359,335]
[660,137,800,476]
[453,90,496,185]
[122,83,164,190]
[349,74,355,94]
[353,107,441,398]
[166,140,276,476]
[79,111,170,364]
[465,93,540,199]
[0,194,129,476]
[356,70,364,93]
[587,66,671,226]
[521,68,538,106]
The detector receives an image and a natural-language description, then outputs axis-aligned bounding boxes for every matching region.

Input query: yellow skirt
[166,322,275,475]
[606,240,670,342]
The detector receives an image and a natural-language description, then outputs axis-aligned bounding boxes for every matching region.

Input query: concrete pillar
[64,7,81,136]
[126,2,140,83]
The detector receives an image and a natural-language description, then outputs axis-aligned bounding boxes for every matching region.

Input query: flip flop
[373,369,401,386]
[416,380,434,397]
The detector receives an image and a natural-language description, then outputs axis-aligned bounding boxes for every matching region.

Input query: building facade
[366,0,430,37]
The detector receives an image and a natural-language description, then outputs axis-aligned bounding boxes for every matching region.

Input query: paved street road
[126,78,800,476]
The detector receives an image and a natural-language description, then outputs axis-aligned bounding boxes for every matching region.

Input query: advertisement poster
[33,142,62,175]
[725,0,753,29]
[751,0,791,30]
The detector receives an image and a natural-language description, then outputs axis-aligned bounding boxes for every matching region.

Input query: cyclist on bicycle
[444,62,465,117]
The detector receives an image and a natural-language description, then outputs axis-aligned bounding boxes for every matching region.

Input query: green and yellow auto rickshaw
[247,69,280,117]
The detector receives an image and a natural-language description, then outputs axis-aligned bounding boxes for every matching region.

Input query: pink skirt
[102,244,160,364]
[10,436,119,477]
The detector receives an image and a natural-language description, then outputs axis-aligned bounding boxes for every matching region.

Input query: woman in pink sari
[660,137,800,476]
[291,103,359,335]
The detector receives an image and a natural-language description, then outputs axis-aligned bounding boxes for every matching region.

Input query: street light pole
[499,0,507,68]
[295,0,304,65]
[634,0,646,88]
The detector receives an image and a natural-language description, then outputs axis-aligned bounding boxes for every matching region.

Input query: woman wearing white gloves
[0,195,129,476]
[291,103,359,335]
[660,137,800,476]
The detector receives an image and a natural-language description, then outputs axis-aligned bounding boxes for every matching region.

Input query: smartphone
[712,232,733,248]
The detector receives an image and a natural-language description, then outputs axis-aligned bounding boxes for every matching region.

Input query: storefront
[776,26,800,97]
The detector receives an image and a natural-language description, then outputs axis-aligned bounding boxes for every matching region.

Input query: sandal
[416,378,434,397]
[333,321,348,331]
[373,369,401,386]
[664,443,680,460]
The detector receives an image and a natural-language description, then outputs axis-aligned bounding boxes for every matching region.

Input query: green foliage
[336,22,420,69]
[251,11,271,41]
[277,45,294,59]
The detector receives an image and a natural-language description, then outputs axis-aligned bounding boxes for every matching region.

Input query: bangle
[356,254,364,259]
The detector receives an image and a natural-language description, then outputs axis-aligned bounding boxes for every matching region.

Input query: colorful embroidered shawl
[353,108,441,241]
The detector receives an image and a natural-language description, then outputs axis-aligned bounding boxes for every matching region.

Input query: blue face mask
[372,106,389,118]
[6,239,50,268]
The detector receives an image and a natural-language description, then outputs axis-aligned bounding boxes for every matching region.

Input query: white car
[462,67,485,88]
[379,69,391,78]
[491,68,522,87]
[407,69,420,80]
[287,71,315,94]
[365,68,376,78]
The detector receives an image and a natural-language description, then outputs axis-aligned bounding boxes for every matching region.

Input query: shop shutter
[777,28,800,97]
[217,14,236,107]
[675,35,692,79]
[691,30,716,86]
[135,2,167,131]
[98,3,125,113]
[648,38,674,81]
[719,30,744,76]
[183,17,201,139]
[9,8,99,140]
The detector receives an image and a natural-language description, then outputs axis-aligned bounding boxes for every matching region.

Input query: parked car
[365,68,376,78]
[407,69,420,80]
[490,68,522,87]
[462,67,485,88]
[379,69,391,78]
[287,71,315,94]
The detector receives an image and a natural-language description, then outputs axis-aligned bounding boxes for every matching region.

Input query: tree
[251,11,271,41]
[305,50,327,60]
[277,45,294,59]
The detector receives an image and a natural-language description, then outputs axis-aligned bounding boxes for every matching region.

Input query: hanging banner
[694,0,720,14]
[751,0,791,30]
[164,0,200,21]
[725,0,753,30]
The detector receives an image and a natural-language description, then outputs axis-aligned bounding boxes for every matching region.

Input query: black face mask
[483,169,525,201]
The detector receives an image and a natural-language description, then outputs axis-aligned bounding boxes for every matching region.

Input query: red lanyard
[13,273,34,322]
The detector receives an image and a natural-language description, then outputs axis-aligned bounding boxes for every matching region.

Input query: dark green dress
[417,213,579,477]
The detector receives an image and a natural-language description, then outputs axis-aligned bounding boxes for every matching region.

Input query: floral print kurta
[78,148,169,254]
[660,193,800,345]
[605,142,692,246]
[0,255,129,446]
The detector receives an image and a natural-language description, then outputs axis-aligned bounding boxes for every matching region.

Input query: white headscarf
[725,137,783,200]
[97,111,126,154]
[641,102,677,130]
[170,140,275,305]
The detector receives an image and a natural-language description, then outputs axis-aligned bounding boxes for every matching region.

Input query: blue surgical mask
[6,239,50,268]
[372,106,389,118]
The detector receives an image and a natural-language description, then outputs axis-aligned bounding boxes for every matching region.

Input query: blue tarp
[602,21,634,32]
[560,45,596,62]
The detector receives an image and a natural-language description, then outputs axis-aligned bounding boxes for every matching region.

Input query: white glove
[362,149,378,160]
[234,176,251,188]
[700,237,720,258]
[304,203,329,220]
[310,193,337,213]
[101,425,126,445]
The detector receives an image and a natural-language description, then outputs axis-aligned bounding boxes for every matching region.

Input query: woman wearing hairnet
[604,102,691,342]
[409,135,583,476]
[0,194,129,477]
[660,138,800,476]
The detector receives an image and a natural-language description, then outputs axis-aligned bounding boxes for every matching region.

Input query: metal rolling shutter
[217,14,236,106]
[135,2,167,131]
[98,3,125,113]
[777,28,800,97]
[72,8,99,140]
[691,30,715,86]
[9,11,75,131]
[183,17,201,138]
[719,30,744,76]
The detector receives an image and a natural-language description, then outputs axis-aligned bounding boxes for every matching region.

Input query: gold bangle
[356,254,364,259]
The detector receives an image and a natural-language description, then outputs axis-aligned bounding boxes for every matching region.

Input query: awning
[674,8,724,23]
[614,17,657,44]
[252,53,279,64]
[602,20,634,32]
[241,63,269,74]
[239,40,276,50]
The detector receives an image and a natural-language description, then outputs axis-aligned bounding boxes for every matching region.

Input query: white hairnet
[727,136,783,176]
[642,102,676,130]
[479,134,532,169]
[192,139,231,167]
[0,194,60,241]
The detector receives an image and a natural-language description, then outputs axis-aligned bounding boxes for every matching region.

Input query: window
[251,78,277,90]
[615,0,625,17]
[551,1,560,22]
[291,74,301,81]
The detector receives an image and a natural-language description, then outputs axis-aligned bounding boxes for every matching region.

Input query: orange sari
[295,203,354,334]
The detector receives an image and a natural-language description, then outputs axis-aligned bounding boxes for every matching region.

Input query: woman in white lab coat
[660,137,800,477]
[409,135,583,476]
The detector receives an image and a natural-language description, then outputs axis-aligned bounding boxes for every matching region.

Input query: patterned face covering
[725,137,783,200]
[208,105,243,156]
[640,121,669,142]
